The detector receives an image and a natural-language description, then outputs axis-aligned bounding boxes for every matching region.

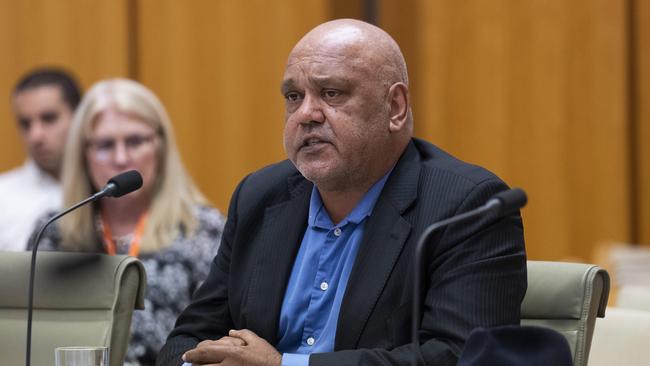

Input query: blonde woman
[31,79,225,366]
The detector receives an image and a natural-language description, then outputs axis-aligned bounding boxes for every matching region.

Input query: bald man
[158,19,526,366]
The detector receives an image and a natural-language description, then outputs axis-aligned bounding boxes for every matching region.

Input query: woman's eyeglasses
[86,134,157,162]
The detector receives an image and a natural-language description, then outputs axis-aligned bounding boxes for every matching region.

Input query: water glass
[55,346,108,366]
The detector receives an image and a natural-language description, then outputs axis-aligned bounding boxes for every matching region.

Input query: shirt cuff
[182,363,191,366]
[282,353,310,366]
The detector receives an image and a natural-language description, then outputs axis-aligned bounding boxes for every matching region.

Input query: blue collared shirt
[277,172,391,366]
[181,172,390,366]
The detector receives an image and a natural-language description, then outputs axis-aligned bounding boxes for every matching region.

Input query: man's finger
[182,345,232,364]
[215,336,247,346]
[197,336,246,348]
[197,339,219,348]
[228,328,259,344]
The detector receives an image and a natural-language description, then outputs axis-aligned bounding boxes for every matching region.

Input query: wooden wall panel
[331,0,364,19]
[635,0,650,245]
[0,0,130,170]
[137,0,329,211]
[381,0,630,260]
[1,0,645,262]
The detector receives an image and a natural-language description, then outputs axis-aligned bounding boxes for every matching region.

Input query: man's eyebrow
[17,117,31,125]
[280,79,296,93]
[309,76,350,89]
[280,76,351,93]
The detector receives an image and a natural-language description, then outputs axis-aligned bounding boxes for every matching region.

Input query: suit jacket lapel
[246,175,311,343]
[335,142,420,349]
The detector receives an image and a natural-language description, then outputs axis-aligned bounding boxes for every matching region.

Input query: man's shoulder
[0,164,30,186]
[233,159,308,209]
[412,138,503,187]
[0,163,45,204]
[246,159,300,184]
[241,159,303,192]
[386,139,518,237]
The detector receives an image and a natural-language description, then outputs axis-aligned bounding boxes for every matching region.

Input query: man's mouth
[302,137,328,147]
[32,147,51,159]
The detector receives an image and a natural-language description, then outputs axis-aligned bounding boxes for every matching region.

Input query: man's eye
[285,92,301,102]
[40,112,59,124]
[323,90,340,99]
[18,118,31,131]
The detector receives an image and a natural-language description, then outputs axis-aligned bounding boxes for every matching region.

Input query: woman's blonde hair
[59,78,207,252]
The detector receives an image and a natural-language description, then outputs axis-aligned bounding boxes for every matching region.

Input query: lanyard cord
[100,211,148,257]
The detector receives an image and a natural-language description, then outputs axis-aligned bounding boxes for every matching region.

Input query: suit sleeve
[156,178,246,366]
[310,179,527,365]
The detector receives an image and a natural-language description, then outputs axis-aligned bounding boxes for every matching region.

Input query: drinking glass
[54,346,108,366]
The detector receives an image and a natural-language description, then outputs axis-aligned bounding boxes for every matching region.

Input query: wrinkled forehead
[282,54,372,95]
[284,38,378,85]
[286,50,366,73]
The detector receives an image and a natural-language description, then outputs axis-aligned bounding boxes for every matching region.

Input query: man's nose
[296,94,325,125]
[27,121,45,144]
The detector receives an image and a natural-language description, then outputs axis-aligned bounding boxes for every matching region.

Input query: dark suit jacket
[157,138,527,366]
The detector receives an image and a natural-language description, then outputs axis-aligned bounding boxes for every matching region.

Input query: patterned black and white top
[31,205,225,366]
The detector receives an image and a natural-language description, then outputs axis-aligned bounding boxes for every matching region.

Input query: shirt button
[307,336,315,346]
[334,227,342,236]
[320,281,329,291]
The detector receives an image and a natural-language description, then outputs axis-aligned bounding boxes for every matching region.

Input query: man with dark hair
[158,19,526,366]
[0,67,81,251]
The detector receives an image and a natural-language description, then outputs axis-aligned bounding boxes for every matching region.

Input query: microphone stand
[410,188,527,366]
[24,168,143,366]
[25,190,107,366]
[410,200,499,366]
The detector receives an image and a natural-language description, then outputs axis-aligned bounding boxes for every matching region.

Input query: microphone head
[104,170,143,198]
[490,188,527,216]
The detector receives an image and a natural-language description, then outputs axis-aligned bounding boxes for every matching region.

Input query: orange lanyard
[100,211,148,257]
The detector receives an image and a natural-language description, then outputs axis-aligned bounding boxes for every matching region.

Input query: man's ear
[387,82,409,133]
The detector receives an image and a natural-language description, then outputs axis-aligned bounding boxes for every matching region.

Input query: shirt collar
[24,159,59,186]
[308,168,394,229]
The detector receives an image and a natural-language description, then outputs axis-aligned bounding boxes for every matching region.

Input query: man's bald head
[289,19,409,88]
[282,19,412,198]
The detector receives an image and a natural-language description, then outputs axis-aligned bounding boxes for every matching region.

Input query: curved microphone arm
[409,188,526,366]
[410,200,499,366]
[25,169,141,366]
[25,193,103,366]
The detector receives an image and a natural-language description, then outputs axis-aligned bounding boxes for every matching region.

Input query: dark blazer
[157,138,527,366]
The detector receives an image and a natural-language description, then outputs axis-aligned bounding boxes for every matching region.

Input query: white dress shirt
[0,160,61,251]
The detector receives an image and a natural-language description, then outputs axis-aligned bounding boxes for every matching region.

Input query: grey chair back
[521,260,610,366]
[0,251,146,366]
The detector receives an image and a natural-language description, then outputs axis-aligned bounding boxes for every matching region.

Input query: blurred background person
[0,67,81,251]
[30,78,225,366]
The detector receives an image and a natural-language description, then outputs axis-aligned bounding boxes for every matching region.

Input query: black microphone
[25,170,143,366]
[98,169,144,198]
[410,188,527,366]
[487,188,528,217]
